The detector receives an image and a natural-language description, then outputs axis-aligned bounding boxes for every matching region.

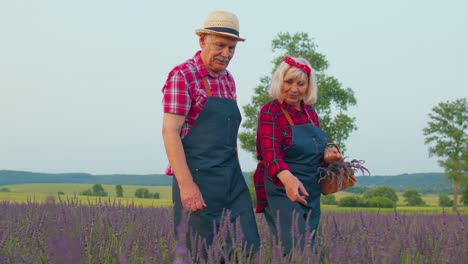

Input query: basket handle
[326,142,341,154]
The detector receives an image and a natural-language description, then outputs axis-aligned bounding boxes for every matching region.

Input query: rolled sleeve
[162,70,190,116]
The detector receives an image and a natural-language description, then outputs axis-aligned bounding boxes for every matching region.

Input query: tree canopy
[423,97,467,210]
[239,32,357,158]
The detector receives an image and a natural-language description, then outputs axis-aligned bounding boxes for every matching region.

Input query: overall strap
[201,76,236,101]
[202,77,212,97]
[280,107,294,126]
[280,105,314,126]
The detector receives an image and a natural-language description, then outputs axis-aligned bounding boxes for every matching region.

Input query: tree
[115,185,124,197]
[423,97,468,210]
[402,189,426,206]
[368,196,396,208]
[91,184,108,197]
[363,186,398,203]
[135,188,150,198]
[439,193,453,207]
[321,194,337,205]
[460,184,468,206]
[337,196,367,207]
[239,32,357,157]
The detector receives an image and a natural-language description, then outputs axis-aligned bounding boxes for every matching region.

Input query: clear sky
[1,0,466,176]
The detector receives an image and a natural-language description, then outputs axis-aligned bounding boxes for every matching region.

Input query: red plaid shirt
[162,51,236,174]
[254,99,320,213]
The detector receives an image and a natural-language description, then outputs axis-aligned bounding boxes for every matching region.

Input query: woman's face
[281,74,308,109]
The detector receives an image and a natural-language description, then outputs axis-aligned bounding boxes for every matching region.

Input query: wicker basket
[320,143,357,195]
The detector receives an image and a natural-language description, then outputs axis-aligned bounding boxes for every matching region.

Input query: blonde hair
[269,56,318,105]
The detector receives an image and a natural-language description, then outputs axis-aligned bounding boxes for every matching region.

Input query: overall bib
[264,108,328,254]
[172,77,260,254]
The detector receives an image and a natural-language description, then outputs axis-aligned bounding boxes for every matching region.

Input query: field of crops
[1,183,466,214]
[1,197,466,263]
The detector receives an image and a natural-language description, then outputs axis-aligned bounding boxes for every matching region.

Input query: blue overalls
[263,106,327,254]
[172,77,260,256]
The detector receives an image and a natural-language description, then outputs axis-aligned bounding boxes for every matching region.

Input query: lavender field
[0,197,466,264]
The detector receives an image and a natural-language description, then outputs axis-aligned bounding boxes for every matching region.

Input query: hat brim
[195,29,245,42]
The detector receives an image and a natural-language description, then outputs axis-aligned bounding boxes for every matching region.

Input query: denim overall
[264,107,328,254]
[172,77,260,254]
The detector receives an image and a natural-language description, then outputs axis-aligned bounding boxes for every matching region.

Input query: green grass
[0,183,173,208]
[1,183,466,214]
[0,183,172,198]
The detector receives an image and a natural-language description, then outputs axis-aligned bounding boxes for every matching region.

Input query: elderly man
[161,10,260,256]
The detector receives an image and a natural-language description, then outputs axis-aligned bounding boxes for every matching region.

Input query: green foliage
[423,97,467,209]
[134,188,160,199]
[337,196,367,207]
[343,185,368,194]
[239,32,357,158]
[80,189,93,196]
[115,184,124,197]
[402,189,426,206]
[321,194,337,205]
[0,187,10,192]
[439,193,453,207]
[363,186,398,202]
[368,196,396,208]
[461,185,468,206]
[57,191,64,195]
[423,98,467,175]
[135,188,150,198]
[80,184,108,197]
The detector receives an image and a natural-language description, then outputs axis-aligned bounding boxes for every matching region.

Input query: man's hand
[277,170,309,205]
[162,113,207,212]
[180,181,207,212]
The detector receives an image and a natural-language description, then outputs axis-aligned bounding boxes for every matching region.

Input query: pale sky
[1,0,467,176]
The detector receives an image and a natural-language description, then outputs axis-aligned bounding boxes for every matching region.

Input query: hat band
[205,27,239,37]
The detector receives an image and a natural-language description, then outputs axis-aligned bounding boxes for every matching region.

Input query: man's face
[199,34,238,74]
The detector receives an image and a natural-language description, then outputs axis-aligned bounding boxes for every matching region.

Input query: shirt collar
[279,100,305,114]
[194,50,228,78]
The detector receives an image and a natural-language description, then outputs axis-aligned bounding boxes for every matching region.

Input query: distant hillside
[0,170,173,186]
[354,172,453,194]
[0,170,452,194]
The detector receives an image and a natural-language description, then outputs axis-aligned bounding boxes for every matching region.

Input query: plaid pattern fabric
[254,99,320,213]
[162,51,236,175]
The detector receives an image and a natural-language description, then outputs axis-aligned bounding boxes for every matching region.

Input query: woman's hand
[179,181,207,212]
[277,170,309,205]
[324,147,343,164]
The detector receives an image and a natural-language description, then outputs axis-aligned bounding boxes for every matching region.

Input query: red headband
[283,56,311,77]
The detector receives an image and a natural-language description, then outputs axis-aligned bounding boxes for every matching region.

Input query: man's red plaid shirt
[162,51,236,175]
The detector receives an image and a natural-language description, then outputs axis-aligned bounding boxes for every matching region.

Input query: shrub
[338,196,367,207]
[363,186,398,202]
[115,185,124,197]
[0,187,11,192]
[321,194,337,205]
[80,189,93,196]
[460,185,468,206]
[439,193,453,207]
[153,192,160,199]
[57,191,64,195]
[135,188,150,198]
[80,184,108,197]
[368,196,396,208]
[402,189,426,206]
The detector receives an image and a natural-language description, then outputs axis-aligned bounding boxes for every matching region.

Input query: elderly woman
[253,56,341,254]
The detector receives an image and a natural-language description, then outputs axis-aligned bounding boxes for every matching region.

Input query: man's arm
[162,113,207,212]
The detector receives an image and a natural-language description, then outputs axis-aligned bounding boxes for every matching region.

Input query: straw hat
[195,10,245,41]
